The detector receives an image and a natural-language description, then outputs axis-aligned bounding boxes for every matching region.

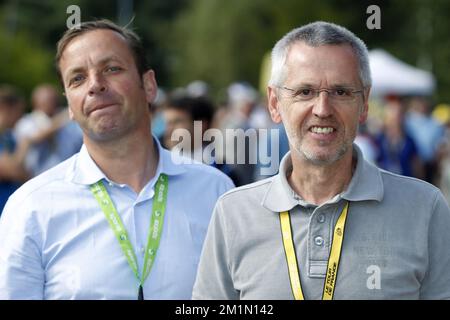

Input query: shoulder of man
[378,167,441,194]
[375,166,449,217]
[217,176,274,205]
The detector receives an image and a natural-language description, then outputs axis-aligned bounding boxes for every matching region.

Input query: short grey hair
[269,21,371,88]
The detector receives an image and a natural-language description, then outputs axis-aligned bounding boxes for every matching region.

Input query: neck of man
[288,149,355,206]
[85,127,158,194]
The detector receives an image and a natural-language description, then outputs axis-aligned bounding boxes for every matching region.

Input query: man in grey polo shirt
[192,21,450,300]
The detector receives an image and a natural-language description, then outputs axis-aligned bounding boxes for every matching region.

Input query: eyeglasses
[277,86,364,103]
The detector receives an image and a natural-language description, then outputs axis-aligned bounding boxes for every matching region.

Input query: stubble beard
[86,111,137,143]
[285,123,355,166]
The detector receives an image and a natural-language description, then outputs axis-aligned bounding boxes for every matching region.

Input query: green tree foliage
[0,29,55,107]
[167,0,450,103]
[167,0,361,94]
[0,0,448,103]
[0,0,186,96]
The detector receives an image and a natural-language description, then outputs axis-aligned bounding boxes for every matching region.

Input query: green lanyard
[90,173,168,300]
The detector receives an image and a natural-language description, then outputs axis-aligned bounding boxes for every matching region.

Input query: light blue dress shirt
[0,138,234,299]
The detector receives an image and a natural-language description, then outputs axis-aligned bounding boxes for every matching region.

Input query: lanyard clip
[138,285,144,300]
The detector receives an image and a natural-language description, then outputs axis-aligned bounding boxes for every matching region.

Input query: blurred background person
[162,92,238,181]
[0,85,29,213]
[217,82,260,186]
[375,96,424,178]
[14,84,83,177]
[161,93,214,161]
[354,123,378,164]
[405,96,445,184]
[150,88,168,142]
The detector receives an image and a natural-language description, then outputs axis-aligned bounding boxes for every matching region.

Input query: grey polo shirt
[192,145,450,300]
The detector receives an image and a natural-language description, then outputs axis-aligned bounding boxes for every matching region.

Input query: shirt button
[314,236,324,246]
[108,182,114,187]
[317,214,325,223]
[140,246,145,254]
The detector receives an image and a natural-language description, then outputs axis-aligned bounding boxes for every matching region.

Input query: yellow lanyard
[279,201,349,300]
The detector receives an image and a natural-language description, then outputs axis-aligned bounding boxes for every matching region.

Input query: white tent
[369,49,435,96]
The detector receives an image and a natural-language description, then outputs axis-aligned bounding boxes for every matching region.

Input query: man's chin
[296,146,344,166]
[305,155,337,166]
[87,125,124,143]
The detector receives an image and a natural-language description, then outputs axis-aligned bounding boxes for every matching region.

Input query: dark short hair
[55,19,148,85]
[166,95,215,124]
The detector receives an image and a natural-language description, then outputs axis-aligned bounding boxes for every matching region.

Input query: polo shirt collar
[69,135,186,186]
[262,151,299,212]
[341,144,383,202]
[262,144,383,213]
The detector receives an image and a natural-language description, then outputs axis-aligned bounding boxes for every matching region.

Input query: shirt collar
[341,144,384,202]
[262,151,299,212]
[69,135,186,185]
[262,144,383,212]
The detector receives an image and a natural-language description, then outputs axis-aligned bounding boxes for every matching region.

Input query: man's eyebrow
[291,83,357,89]
[97,55,123,66]
[64,56,124,80]
[330,83,355,88]
[289,82,316,89]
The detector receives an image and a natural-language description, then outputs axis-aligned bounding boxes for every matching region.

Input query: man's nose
[88,73,107,96]
[312,91,333,118]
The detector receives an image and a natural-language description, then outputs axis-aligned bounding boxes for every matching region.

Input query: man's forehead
[60,29,130,65]
[284,42,360,83]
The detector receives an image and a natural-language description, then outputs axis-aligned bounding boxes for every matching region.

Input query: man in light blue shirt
[0,19,234,299]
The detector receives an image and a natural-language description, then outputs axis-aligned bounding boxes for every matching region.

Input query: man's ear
[142,70,157,104]
[359,86,371,124]
[267,86,282,124]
